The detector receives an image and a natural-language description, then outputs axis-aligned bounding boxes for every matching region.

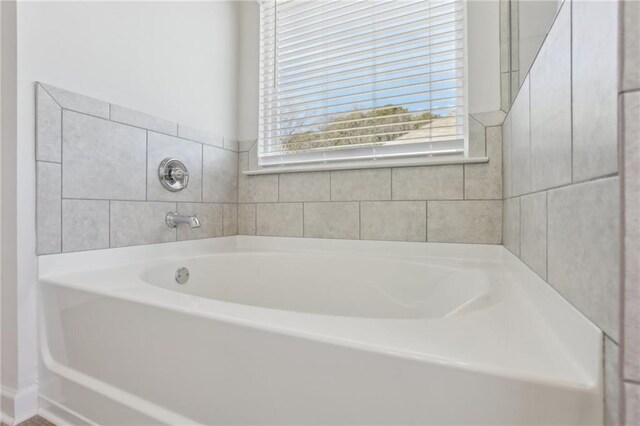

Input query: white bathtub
[38,236,603,425]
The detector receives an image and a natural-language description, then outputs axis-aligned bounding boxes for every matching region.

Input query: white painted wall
[8,1,243,421]
[237,0,260,142]
[1,0,25,422]
[237,0,504,138]
[518,0,561,85]
[19,1,241,139]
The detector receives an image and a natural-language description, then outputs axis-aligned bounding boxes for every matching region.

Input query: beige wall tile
[520,191,547,279]
[238,152,278,203]
[36,84,62,162]
[41,82,109,118]
[238,203,256,236]
[503,197,520,255]
[510,70,520,103]
[465,126,502,200]
[572,0,619,181]
[63,110,147,200]
[36,162,62,255]
[110,201,177,247]
[428,200,502,244]
[468,115,486,157]
[605,337,620,426]
[530,4,572,191]
[548,177,620,340]
[176,202,223,241]
[621,0,640,92]
[503,114,513,198]
[110,104,177,135]
[178,124,223,148]
[392,165,463,200]
[223,203,238,236]
[304,202,359,240]
[256,203,303,237]
[361,201,426,242]
[623,91,640,381]
[62,199,109,252]
[279,172,330,202]
[511,76,531,195]
[203,145,238,203]
[625,382,640,426]
[501,72,511,112]
[248,142,259,171]
[223,138,239,152]
[331,169,391,201]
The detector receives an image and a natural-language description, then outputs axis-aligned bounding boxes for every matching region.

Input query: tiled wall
[35,83,239,255]
[501,1,621,424]
[621,0,640,424]
[236,116,502,244]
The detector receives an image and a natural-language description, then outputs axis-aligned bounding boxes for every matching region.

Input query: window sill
[243,156,489,175]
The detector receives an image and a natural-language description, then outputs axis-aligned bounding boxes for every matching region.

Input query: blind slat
[261,56,461,92]
[263,80,463,111]
[264,118,464,144]
[265,105,464,133]
[272,16,461,64]
[263,100,464,128]
[263,88,462,119]
[273,42,462,80]
[276,1,457,43]
[263,68,462,102]
[275,22,462,71]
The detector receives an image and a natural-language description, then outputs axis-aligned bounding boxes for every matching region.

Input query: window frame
[257,0,470,171]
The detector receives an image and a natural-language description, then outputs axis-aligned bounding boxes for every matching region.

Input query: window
[259,0,467,168]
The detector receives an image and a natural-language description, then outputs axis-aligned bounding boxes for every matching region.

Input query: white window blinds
[259,0,466,167]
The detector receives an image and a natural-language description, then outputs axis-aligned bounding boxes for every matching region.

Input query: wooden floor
[2,416,55,426]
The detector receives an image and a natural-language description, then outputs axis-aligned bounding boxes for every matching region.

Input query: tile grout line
[108,201,112,248]
[518,195,522,256]
[61,196,505,204]
[569,0,575,184]
[545,190,549,281]
[37,159,62,165]
[620,88,640,95]
[145,131,149,201]
[425,201,429,242]
[201,144,204,203]
[60,108,65,253]
[503,172,619,199]
[59,106,236,152]
[462,163,466,199]
[528,77,532,193]
[358,201,362,240]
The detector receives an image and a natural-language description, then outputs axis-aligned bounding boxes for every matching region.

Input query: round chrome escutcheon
[175,267,190,285]
[158,158,190,192]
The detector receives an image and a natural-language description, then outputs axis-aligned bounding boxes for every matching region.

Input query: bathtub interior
[37,236,604,425]
[139,252,494,318]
